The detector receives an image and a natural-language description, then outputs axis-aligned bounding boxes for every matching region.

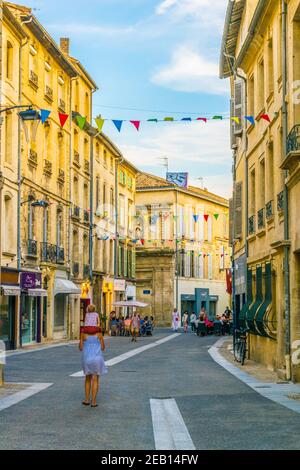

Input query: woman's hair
[87,304,96,313]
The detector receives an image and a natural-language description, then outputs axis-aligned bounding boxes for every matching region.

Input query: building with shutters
[135,172,230,326]
[220,0,300,382]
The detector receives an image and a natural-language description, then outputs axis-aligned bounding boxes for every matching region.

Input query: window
[207,216,212,242]
[5,112,12,164]
[58,132,64,169]
[110,187,114,219]
[258,59,265,111]
[110,156,114,172]
[267,142,274,203]
[199,255,204,278]
[74,129,79,153]
[83,183,89,210]
[96,176,100,212]
[119,169,126,185]
[83,233,89,266]
[208,256,213,280]
[119,195,125,227]
[248,75,255,118]
[6,41,13,80]
[73,177,79,205]
[103,183,107,207]
[268,37,274,96]
[56,209,63,247]
[4,195,14,252]
[44,124,51,159]
[128,175,133,190]
[85,92,89,119]
[198,211,204,241]
[43,207,49,244]
[72,230,78,262]
[259,158,266,209]
[95,142,100,160]
[104,149,107,167]
[250,169,256,215]
[84,138,89,161]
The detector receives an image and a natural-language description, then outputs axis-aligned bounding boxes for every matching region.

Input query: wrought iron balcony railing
[27,239,38,256]
[277,191,284,212]
[43,159,52,176]
[287,124,300,153]
[73,150,80,166]
[266,200,274,219]
[58,169,65,183]
[257,208,265,229]
[84,159,90,173]
[59,98,66,112]
[83,210,90,224]
[29,70,38,87]
[72,205,80,219]
[45,85,53,101]
[56,246,65,264]
[29,149,38,166]
[73,262,79,277]
[41,243,58,263]
[248,215,255,235]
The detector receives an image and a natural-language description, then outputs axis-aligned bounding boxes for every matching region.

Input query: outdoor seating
[197,322,207,336]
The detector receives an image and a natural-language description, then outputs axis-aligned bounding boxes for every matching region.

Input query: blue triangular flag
[40,109,51,124]
[181,117,192,121]
[193,215,199,223]
[245,116,255,126]
[112,120,123,132]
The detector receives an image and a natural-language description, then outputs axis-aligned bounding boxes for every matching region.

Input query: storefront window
[21,296,38,344]
[0,295,10,343]
[54,294,66,329]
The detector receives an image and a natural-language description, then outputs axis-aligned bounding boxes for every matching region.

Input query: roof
[219,0,246,78]
[3,3,27,39]
[6,3,78,77]
[136,172,229,207]
[69,56,98,91]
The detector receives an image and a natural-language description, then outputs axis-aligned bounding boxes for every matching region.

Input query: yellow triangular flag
[231,117,240,124]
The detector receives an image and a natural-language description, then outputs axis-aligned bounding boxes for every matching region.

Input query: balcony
[83,264,90,278]
[28,149,38,167]
[84,159,90,174]
[27,239,38,256]
[83,210,90,224]
[257,208,265,230]
[277,191,284,212]
[58,98,66,113]
[73,150,80,167]
[43,159,52,177]
[56,246,65,264]
[281,125,300,173]
[266,200,274,220]
[73,262,79,277]
[248,215,255,235]
[41,243,58,263]
[45,85,53,102]
[29,70,38,88]
[72,205,80,220]
[287,124,300,153]
[57,169,65,184]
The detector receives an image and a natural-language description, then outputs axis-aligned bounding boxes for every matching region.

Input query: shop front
[20,272,47,347]
[0,268,20,350]
[53,275,81,340]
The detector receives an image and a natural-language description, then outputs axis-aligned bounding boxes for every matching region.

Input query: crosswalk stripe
[150,398,196,450]
[70,333,181,377]
[0,383,53,412]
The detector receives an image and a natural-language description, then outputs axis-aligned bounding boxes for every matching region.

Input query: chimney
[60,38,70,55]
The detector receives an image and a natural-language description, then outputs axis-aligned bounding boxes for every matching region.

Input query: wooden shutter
[234,181,243,239]
[230,99,237,149]
[229,198,234,245]
[234,80,243,135]
[132,249,136,278]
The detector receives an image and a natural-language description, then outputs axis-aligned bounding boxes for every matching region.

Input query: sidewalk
[209,337,300,415]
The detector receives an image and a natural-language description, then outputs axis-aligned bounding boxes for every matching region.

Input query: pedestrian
[79,328,107,407]
[130,312,140,342]
[124,315,131,336]
[183,311,189,333]
[109,311,117,336]
[190,311,196,333]
[172,308,179,332]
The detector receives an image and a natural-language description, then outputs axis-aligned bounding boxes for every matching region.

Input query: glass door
[0,295,16,350]
[21,296,38,345]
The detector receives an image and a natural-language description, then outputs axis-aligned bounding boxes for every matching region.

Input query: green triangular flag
[147,119,158,122]
[76,115,86,130]
[173,215,179,220]
[95,117,105,132]
[164,117,174,121]
[212,115,223,120]
[213,214,219,220]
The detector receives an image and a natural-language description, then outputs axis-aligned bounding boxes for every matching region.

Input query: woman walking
[79,328,107,407]
[183,311,189,333]
[172,308,179,332]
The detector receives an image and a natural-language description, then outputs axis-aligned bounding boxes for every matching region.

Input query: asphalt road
[1,329,300,450]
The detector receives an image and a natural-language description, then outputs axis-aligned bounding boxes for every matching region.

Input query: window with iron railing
[277,191,284,212]
[248,215,255,235]
[266,200,273,219]
[287,125,300,153]
[257,208,265,230]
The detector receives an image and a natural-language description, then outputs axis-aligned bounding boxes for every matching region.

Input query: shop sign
[20,272,42,290]
[114,279,126,292]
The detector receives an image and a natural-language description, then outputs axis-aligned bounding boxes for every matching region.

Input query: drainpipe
[89,90,97,286]
[282,0,291,380]
[114,154,123,279]
[175,189,179,311]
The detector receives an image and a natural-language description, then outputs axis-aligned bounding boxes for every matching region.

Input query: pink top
[131,316,140,329]
[85,312,99,327]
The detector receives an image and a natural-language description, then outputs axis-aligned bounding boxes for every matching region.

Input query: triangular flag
[130,120,140,131]
[212,115,223,120]
[198,253,202,257]
[231,117,240,124]
[181,117,192,121]
[204,214,209,222]
[260,114,271,123]
[76,115,86,130]
[112,120,123,132]
[193,215,199,223]
[245,116,255,126]
[164,117,174,121]
[147,118,158,122]
[58,112,69,128]
[140,239,145,245]
[173,215,179,220]
[203,254,206,258]
[197,117,207,123]
[95,117,105,132]
[213,214,219,220]
[163,213,170,220]
[40,109,51,124]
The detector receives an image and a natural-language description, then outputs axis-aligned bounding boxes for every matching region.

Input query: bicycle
[234,327,249,365]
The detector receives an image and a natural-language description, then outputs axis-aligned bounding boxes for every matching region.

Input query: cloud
[151,46,229,94]
[47,23,135,36]
[111,120,232,198]
[156,0,178,15]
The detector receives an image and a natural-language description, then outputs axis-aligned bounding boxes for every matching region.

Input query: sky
[27,0,231,197]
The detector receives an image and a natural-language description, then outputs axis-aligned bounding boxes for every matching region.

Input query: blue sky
[28,0,231,197]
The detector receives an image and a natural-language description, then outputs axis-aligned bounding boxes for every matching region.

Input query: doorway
[21,296,38,345]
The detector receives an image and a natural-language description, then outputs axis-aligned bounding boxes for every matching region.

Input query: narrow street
[1,330,300,450]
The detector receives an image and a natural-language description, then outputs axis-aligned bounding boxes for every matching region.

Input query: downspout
[114,154,123,279]
[282,0,291,380]
[175,189,179,311]
[89,90,97,286]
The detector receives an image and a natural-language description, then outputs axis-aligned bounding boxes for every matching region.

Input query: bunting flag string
[58,112,69,128]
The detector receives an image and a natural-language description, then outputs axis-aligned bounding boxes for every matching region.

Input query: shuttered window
[229,198,234,245]
[234,80,243,135]
[230,99,237,149]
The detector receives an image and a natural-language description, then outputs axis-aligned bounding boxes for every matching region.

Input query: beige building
[220,0,300,382]
[135,173,230,326]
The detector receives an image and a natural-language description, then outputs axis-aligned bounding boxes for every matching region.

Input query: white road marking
[70,333,181,377]
[0,383,53,412]
[150,398,196,450]
[6,341,78,357]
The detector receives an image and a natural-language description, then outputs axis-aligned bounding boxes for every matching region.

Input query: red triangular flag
[260,114,270,123]
[58,112,69,128]
[197,117,207,123]
[130,120,140,131]
[204,214,209,222]
[140,239,145,245]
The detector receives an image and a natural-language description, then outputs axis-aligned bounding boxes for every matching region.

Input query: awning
[27,289,47,297]
[54,279,81,296]
[1,285,21,296]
